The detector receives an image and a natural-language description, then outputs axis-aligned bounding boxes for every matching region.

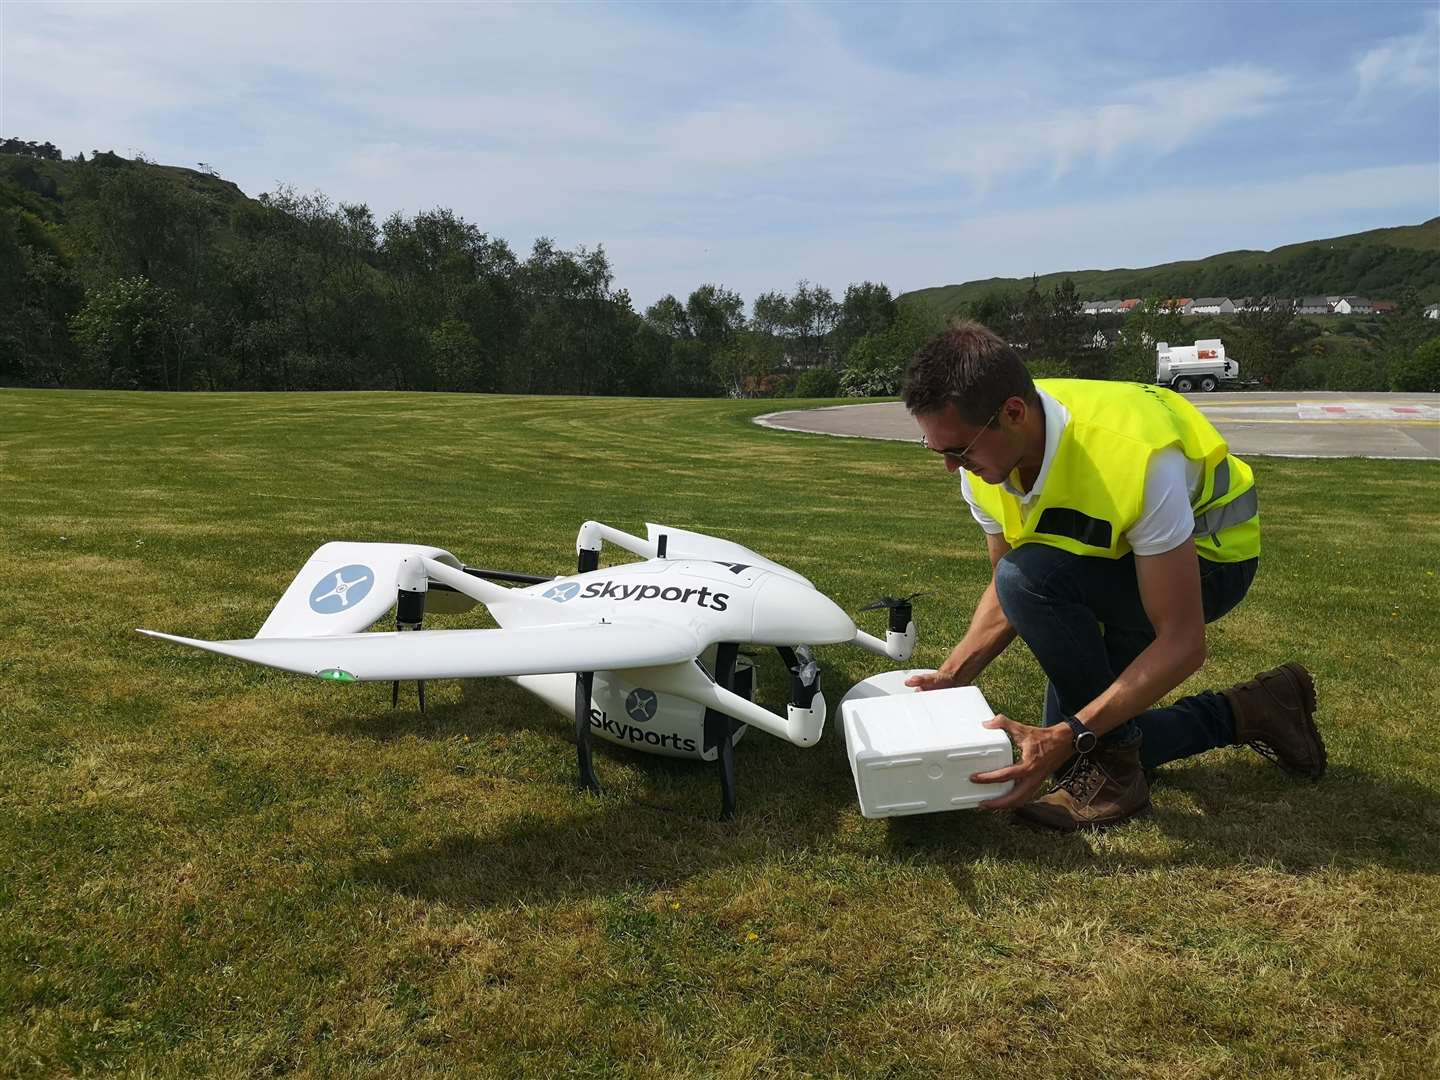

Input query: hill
[900,219,1440,315]
[0,149,251,227]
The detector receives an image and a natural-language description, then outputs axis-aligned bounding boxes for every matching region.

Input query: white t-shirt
[960,388,1202,557]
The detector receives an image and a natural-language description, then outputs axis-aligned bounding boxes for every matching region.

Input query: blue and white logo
[309,565,374,614]
[543,582,581,603]
[625,688,658,724]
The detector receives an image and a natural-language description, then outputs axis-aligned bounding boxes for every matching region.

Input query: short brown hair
[903,320,1036,422]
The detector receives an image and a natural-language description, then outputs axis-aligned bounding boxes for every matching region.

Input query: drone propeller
[859,592,924,635]
[859,591,926,612]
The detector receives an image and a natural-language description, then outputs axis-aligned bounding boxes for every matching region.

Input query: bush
[1277,336,1389,391]
[839,360,903,397]
[793,367,840,397]
[1022,355,1072,379]
[1390,338,1440,392]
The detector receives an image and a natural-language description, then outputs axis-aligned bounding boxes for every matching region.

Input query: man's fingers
[982,714,1017,733]
[970,764,1024,784]
[979,773,1049,810]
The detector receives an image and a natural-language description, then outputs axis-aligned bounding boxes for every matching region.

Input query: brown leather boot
[1224,662,1325,779]
[1014,739,1151,832]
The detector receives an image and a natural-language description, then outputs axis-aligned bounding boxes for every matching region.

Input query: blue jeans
[992,544,1258,770]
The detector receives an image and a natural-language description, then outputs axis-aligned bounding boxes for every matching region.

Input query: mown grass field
[2,388,1438,1079]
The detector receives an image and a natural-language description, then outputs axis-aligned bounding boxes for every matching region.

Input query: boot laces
[1248,738,1281,765]
[1057,754,1103,798]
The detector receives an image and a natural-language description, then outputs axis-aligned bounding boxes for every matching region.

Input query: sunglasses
[918,408,999,471]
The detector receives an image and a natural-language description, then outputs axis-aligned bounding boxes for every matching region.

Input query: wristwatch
[1062,714,1098,755]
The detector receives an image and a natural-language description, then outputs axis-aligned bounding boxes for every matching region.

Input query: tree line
[2,145,1436,395]
[1,148,940,396]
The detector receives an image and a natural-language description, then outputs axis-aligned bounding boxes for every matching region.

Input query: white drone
[139,521,920,817]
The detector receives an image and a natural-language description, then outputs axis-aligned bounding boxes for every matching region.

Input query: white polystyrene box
[840,671,1014,818]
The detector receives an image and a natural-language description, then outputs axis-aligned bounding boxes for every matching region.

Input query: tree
[0,206,83,386]
[832,282,896,362]
[1391,337,1440,392]
[838,300,946,397]
[69,275,193,389]
[969,288,1019,335]
[1231,297,1306,387]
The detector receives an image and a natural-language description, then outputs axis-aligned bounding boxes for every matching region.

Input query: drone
[138,521,920,818]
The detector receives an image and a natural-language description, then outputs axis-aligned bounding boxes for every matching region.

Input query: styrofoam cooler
[840,670,1014,818]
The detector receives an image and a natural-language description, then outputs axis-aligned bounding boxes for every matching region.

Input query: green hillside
[901,219,1440,316]
[0,150,250,226]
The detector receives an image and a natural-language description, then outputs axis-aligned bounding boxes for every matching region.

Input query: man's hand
[904,670,965,692]
[970,716,1073,809]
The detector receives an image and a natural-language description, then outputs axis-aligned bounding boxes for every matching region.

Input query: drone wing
[136,620,701,682]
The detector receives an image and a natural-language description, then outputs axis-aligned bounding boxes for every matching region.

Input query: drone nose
[750,573,856,646]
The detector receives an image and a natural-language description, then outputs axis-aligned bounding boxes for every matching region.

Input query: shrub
[1390,338,1440,392]
[793,367,840,398]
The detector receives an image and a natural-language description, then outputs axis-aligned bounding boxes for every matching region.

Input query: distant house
[1185,297,1236,315]
[1371,301,1397,316]
[1297,296,1332,315]
[1332,297,1374,315]
[1119,298,1142,312]
[1082,299,1125,315]
[1424,303,1440,320]
[1091,329,1122,349]
[1160,298,1192,312]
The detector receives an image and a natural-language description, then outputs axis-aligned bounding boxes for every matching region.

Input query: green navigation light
[318,668,357,683]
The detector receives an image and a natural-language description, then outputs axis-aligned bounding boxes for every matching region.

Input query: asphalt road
[755,391,1440,460]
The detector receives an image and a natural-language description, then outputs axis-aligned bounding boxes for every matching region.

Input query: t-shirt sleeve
[960,472,1004,535]
[1128,447,1197,556]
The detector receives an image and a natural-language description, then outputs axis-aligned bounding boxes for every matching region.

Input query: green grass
[2,388,1438,1078]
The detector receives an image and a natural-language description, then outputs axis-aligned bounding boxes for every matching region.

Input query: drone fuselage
[487,557,852,760]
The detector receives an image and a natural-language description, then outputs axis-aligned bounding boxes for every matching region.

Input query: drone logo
[543,582,581,603]
[625,688,659,724]
[309,565,374,614]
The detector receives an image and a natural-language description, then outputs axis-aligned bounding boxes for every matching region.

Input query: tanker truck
[1155,339,1240,393]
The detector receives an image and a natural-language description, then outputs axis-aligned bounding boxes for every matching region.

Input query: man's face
[914,400,1022,484]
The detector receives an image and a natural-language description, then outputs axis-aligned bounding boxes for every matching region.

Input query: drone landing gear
[704,643,743,821]
[392,567,427,713]
[575,671,602,796]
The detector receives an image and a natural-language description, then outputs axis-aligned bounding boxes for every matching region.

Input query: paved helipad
[756,391,1440,460]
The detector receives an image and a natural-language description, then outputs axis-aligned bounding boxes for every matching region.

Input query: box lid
[843,685,1005,758]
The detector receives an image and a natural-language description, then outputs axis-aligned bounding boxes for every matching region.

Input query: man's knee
[993,544,1079,614]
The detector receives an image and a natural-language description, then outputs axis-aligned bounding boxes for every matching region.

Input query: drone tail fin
[251,541,473,639]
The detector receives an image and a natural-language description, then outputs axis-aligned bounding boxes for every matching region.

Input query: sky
[3,1,1438,309]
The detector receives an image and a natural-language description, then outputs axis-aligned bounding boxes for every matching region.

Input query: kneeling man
[904,322,1325,831]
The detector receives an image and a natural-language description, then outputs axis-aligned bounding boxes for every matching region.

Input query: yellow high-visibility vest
[966,379,1260,563]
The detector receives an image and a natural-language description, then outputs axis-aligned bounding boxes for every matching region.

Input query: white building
[1332,297,1374,316]
[1184,297,1236,316]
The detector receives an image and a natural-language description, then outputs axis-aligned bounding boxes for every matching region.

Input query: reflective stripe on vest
[1193,486,1258,539]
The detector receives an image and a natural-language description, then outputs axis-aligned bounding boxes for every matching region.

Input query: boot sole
[1277,663,1326,781]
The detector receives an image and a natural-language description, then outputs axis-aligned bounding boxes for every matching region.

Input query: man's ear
[1002,394,1028,426]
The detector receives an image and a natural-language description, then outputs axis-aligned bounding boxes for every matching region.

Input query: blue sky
[3,1,1437,308]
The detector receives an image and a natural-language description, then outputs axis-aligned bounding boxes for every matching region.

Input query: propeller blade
[859,591,926,612]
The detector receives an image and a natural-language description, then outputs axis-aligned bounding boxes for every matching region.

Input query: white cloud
[933,66,1291,191]
[1352,13,1440,101]
[2,2,1434,308]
